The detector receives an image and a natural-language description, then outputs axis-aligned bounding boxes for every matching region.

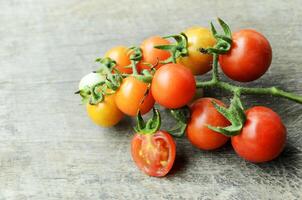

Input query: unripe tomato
[177,27,216,75]
[186,98,230,150]
[219,30,272,82]
[151,63,196,109]
[79,72,105,90]
[232,106,286,163]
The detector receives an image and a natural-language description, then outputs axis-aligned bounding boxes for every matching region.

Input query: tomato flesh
[232,106,286,163]
[131,131,176,177]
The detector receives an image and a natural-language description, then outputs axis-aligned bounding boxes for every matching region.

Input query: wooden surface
[1,0,302,199]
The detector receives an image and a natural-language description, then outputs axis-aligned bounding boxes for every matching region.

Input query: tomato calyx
[75,57,124,105]
[154,33,188,63]
[168,106,190,138]
[199,18,232,55]
[127,46,143,75]
[134,108,161,135]
[126,46,154,83]
[207,93,246,136]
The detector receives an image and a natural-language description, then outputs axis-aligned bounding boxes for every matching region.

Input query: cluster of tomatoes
[77,19,292,177]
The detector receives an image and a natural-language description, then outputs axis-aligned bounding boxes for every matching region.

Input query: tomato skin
[131,131,176,177]
[219,29,272,82]
[138,36,171,72]
[151,63,196,109]
[177,27,216,75]
[232,106,286,163]
[115,76,154,116]
[86,94,123,127]
[104,46,132,74]
[79,72,105,90]
[186,98,230,150]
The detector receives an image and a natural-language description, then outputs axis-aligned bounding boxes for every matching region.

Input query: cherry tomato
[151,63,196,109]
[186,98,230,150]
[104,46,132,74]
[177,27,216,75]
[86,94,124,127]
[115,76,154,116]
[79,72,105,90]
[131,131,176,177]
[232,106,286,163]
[138,36,171,72]
[219,29,272,82]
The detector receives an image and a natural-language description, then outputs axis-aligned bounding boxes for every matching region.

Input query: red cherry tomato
[115,76,154,116]
[232,106,286,163]
[151,63,196,109]
[131,131,176,177]
[138,36,171,72]
[105,46,132,74]
[186,98,230,150]
[219,29,272,82]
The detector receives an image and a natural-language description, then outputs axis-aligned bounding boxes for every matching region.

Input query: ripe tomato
[131,131,176,177]
[151,63,196,109]
[86,94,124,127]
[219,29,272,82]
[115,76,154,116]
[104,46,132,74]
[138,36,171,72]
[177,27,216,75]
[232,106,286,163]
[186,98,230,150]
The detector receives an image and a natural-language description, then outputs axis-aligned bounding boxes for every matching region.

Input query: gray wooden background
[1,0,302,199]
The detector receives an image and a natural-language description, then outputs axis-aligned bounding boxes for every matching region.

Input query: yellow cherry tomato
[86,94,123,127]
[177,27,216,75]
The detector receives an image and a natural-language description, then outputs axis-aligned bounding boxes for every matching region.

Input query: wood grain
[0,0,301,199]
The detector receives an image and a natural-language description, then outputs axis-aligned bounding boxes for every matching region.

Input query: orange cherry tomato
[131,131,176,177]
[138,36,171,72]
[151,63,196,109]
[186,98,230,150]
[104,46,132,74]
[115,76,154,116]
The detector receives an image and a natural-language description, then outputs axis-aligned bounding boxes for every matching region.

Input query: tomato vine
[76,18,302,137]
[76,17,302,175]
[194,18,302,136]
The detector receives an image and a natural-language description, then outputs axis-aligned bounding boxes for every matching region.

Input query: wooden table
[1,0,301,199]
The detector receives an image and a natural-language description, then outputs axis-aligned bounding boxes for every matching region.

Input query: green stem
[196,79,302,104]
[196,53,302,104]
[240,86,302,104]
[212,53,220,82]
[131,61,139,75]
